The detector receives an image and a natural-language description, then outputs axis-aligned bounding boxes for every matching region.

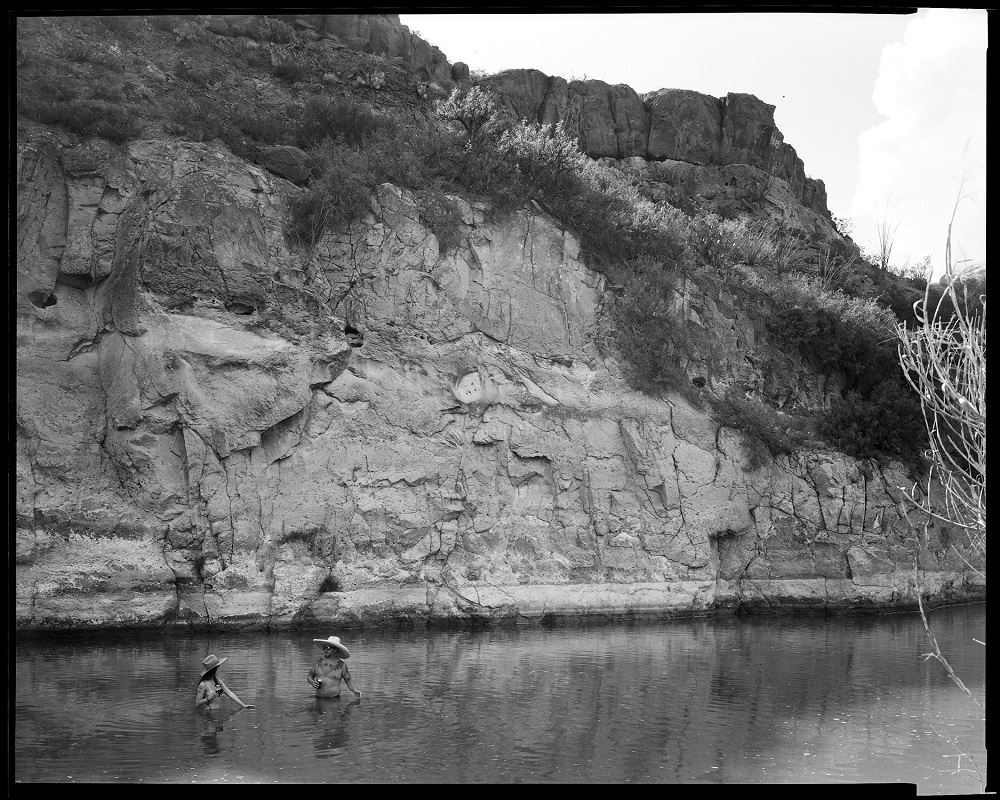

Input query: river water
[14,603,987,789]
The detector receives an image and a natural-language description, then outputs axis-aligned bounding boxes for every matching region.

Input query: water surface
[14,604,986,789]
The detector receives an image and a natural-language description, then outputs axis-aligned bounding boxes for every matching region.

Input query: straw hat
[313,635,350,658]
[201,654,228,677]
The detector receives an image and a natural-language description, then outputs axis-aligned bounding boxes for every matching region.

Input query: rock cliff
[480,70,829,217]
[15,15,983,630]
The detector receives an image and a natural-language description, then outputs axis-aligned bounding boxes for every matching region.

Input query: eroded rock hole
[226,301,256,315]
[56,273,94,289]
[345,323,364,348]
[692,376,707,388]
[28,291,57,308]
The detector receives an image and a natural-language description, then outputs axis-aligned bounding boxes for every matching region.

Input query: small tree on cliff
[435,86,511,152]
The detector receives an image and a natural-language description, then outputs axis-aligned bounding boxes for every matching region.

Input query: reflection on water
[14,604,986,789]
[310,697,360,759]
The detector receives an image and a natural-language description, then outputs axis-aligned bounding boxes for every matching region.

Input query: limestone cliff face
[15,130,982,630]
[480,70,829,218]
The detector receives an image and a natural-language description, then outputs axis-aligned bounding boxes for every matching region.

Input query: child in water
[195,654,256,709]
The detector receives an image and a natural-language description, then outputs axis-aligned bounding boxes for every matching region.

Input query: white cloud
[851,9,987,276]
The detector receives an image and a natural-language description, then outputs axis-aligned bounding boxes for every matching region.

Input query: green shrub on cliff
[18,95,145,143]
[287,142,373,247]
[728,269,926,465]
[227,104,289,148]
[295,96,394,150]
[819,381,926,466]
[710,391,806,470]
[739,271,898,388]
[273,56,310,83]
[608,256,694,397]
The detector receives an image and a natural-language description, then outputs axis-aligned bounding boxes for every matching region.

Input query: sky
[400,10,987,277]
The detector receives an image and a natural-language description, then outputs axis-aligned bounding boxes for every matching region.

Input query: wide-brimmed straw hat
[201,654,228,676]
[313,635,350,658]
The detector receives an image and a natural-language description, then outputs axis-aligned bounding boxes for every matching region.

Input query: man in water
[308,636,362,699]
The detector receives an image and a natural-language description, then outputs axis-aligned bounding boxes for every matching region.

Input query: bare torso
[197,678,223,708]
[311,656,348,697]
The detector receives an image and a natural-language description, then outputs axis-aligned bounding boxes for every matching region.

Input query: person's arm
[217,677,255,709]
[342,664,362,698]
[307,660,320,689]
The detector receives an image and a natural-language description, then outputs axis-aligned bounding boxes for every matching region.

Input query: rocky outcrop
[317,14,455,84]
[15,133,982,630]
[479,70,829,218]
[200,13,457,86]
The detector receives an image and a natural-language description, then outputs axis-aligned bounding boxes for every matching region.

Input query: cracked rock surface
[15,134,983,630]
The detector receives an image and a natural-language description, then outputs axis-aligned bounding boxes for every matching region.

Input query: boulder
[256,145,311,184]
[480,69,554,123]
[205,16,230,36]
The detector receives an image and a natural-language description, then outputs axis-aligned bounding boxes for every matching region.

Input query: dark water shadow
[309,696,360,759]
[195,704,248,756]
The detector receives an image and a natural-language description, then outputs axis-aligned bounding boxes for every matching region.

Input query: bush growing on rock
[19,96,144,143]
[168,96,229,143]
[608,256,693,396]
[710,391,806,469]
[496,120,589,200]
[436,85,513,152]
[296,96,394,150]
[226,104,291,149]
[728,270,926,464]
[273,56,310,83]
[288,142,373,247]
[819,381,926,467]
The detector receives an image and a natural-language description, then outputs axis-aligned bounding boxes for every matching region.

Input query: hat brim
[201,656,227,677]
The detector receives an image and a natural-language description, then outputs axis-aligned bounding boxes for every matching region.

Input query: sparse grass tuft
[273,57,310,83]
[168,96,227,143]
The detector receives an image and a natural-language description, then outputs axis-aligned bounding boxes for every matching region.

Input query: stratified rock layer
[15,128,981,631]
